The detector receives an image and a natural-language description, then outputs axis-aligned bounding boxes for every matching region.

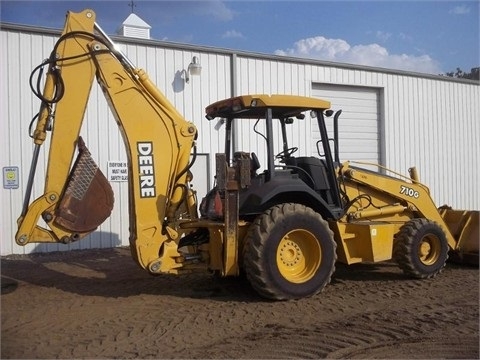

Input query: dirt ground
[1,247,478,359]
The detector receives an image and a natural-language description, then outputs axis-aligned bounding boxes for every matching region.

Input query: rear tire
[243,203,336,300]
[394,219,449,279]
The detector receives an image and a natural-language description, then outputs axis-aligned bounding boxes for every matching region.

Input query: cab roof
[205,94,331,120]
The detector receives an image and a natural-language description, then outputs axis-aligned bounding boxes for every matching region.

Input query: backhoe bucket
[439,207,479,265]
[54,137,114,234]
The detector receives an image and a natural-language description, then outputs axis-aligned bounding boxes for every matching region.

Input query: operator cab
[203,94,344,220]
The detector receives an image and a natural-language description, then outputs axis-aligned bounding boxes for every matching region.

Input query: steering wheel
[275,147,298,161]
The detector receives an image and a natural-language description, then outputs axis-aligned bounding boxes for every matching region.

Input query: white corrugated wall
[1,25,478,255]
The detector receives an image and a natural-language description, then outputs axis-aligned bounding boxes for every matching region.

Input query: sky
[1,0,479,75]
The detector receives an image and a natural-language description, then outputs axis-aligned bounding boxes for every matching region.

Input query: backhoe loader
[16,10,479,300]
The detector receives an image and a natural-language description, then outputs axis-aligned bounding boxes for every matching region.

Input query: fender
[239,174,343,220]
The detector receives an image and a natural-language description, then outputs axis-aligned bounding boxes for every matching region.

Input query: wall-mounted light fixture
[183,56,202,83]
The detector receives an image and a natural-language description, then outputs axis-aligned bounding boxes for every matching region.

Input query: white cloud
[200,0,235,21]
[275,36,442,74]
[398,32,412,42]
[222,30,245,39]
[276,37,350,59]
[376,31,392,42]
[449,5,470,15]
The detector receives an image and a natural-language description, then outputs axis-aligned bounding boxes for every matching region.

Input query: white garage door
[312,84,381,164]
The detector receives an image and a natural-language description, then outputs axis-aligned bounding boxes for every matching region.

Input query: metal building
[1,21,479,255]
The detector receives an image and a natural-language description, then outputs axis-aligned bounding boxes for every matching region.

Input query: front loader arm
[16,10,197,273]
[340,162,457,250]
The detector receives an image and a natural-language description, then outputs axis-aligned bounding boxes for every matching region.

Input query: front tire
[243,203,336,300]
[394,219,449,279]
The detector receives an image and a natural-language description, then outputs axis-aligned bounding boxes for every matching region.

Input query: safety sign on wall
[3,166,19,189]
[107,161,128,182]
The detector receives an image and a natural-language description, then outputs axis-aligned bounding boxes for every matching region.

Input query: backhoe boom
[16,9,197,273]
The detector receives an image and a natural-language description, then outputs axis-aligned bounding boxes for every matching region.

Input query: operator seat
[250,152,261,176]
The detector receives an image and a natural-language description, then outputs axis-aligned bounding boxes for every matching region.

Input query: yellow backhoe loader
[16,10,479,300]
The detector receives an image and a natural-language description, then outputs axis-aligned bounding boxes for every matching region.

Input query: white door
[312,84,381,165]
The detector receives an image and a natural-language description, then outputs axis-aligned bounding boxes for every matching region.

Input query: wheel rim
[276,229,321,283]
[418,233,442,265]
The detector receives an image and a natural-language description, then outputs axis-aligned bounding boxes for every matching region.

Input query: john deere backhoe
[16,10,479,300]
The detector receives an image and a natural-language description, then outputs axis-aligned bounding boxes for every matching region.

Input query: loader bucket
[439,207,479,265]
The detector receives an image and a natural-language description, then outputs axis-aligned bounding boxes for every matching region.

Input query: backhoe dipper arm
[16,10,197,273]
